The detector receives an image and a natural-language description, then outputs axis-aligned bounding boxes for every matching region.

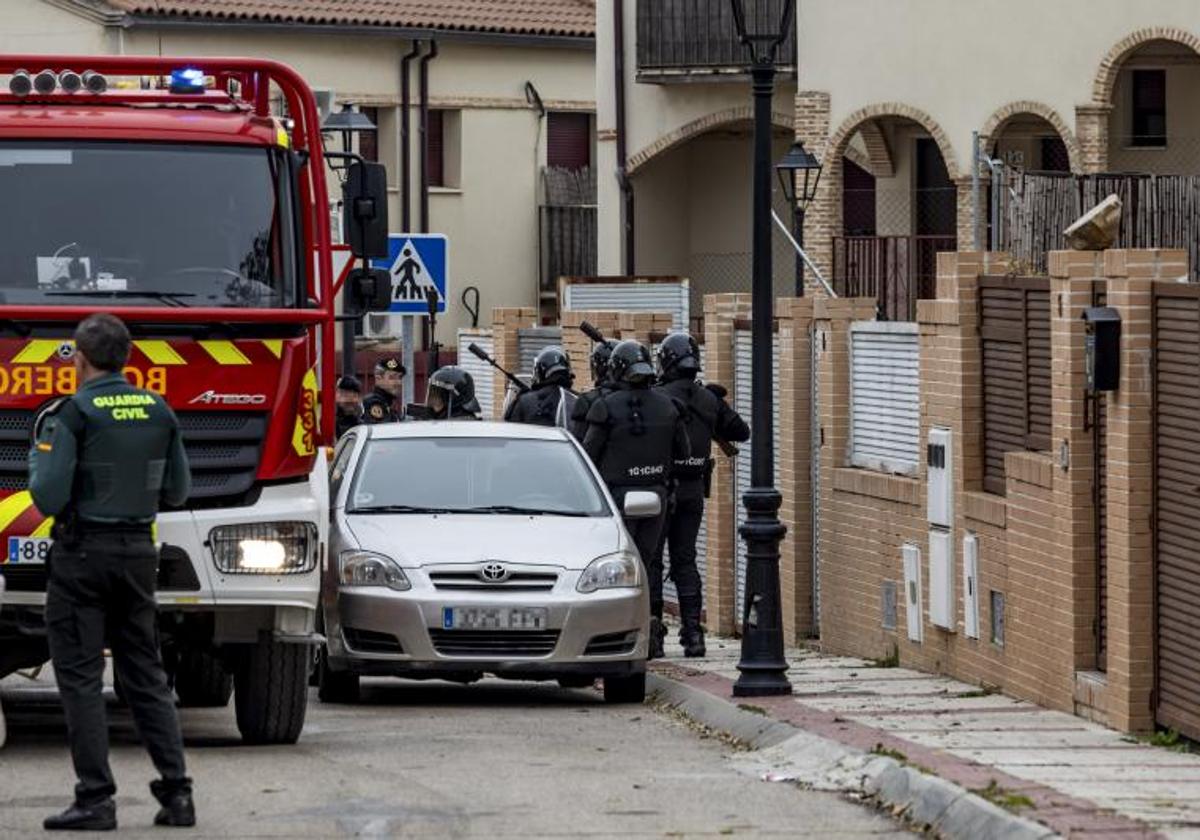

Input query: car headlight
[209,522,317,575]
[338,550,411,591]
[577,551,641,593]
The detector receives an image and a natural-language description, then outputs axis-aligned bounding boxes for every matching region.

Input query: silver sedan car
[317,421,654,703]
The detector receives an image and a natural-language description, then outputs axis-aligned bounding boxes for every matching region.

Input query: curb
[648,673,1059,840]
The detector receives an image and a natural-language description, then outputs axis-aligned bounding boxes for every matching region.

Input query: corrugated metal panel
[1154,286,1200,740]
[457,330,495,420]
[849,322,919,475]
[517,327,563,381]
[979,276,1052,494]
[563,281,690,330]
[733,330,780,624]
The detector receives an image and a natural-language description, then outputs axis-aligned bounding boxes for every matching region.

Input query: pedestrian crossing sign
[372,233,448,315]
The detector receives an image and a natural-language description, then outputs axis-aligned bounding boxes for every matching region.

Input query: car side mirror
[623,491,662,519]
[343,161,389,259]
[346,267,392,315]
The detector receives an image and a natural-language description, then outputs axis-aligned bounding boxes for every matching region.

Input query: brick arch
[626,105,794,175]
[1093,27,1200,105]
[826,103,960,180]
[980,101,1083,172]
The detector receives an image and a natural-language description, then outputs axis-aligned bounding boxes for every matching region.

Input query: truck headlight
[577,551,641,593]
[338,551,411,591]
[209,522,317,575]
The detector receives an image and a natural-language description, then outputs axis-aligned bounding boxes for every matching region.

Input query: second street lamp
[775,141,823,297]
[729,0,795,698]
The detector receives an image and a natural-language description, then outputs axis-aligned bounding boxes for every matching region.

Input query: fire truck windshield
[0,141,301,308]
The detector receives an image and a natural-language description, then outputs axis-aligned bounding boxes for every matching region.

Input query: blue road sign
[372,233,448,315]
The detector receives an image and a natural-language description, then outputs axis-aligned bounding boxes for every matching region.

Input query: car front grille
[343,627,405,655]
[429,629,560,658]
[427,570,559,592]
[584,630,638,656]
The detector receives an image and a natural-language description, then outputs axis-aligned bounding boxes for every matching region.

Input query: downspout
[418,40,440,235]
[614,0,634,275]
[400,41,423,232]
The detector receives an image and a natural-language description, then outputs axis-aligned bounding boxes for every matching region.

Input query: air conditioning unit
[363,313,395,339]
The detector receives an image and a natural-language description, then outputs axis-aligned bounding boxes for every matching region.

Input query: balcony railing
[636,0,797,82]
[831,235,957,321]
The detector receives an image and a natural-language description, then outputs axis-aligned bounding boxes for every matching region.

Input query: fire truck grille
[0,409,266,509]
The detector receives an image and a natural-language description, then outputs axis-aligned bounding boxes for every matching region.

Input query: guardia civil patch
[369,404,385,420]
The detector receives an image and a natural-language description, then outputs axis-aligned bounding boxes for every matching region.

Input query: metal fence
[540,167,597,300]
[635,0,796,78]
[831,235,956,321]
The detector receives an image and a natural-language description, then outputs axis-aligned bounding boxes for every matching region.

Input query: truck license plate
[5,537,52,565]
[442,606,548,631]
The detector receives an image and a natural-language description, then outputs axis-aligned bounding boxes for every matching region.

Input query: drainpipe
[418,40,440,235]
[614,0,634,275]
[400,41,423,232]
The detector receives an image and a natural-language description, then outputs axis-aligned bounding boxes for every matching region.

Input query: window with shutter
[1131,69,1167,148]
[547,112,591,171]
[358,106,379,163]
[427,109,445,188]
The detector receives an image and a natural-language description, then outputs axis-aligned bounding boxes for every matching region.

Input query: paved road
[0,676,911,838]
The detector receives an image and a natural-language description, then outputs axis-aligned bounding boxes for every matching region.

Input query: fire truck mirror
[346,267,393,315]
[343,161,389,259]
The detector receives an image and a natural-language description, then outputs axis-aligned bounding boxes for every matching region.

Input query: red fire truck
[0,57,389,743]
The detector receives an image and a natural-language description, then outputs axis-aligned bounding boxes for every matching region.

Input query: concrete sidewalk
[653,632,1200,839]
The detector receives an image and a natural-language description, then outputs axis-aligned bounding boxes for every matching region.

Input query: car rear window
[348,437,610,517]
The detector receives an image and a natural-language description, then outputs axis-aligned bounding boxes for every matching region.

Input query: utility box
[927,427,953,528]
[929,529,954,630]
[1083,307,1121,392]
[902,543,923,643]
[962,533,980,639]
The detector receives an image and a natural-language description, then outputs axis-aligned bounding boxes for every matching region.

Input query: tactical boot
[648,617,667,660]
[678,593,707,658]
[44,799,117,832]
[151,780,196,828]
[680,627,706,658]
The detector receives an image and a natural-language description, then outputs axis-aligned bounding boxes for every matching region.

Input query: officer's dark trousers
[650,479,705,625]
[46,531,188,806]
[613,486,667,593]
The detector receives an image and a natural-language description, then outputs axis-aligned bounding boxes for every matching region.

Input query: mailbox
[1082,306,1120,392]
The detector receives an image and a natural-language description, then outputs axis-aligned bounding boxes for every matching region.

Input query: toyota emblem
[480,563,509,583]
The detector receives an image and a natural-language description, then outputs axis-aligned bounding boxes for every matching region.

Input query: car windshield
[348,437,610,517]
[0,142,298,308]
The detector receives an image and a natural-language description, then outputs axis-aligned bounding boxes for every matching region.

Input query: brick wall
[490,306,538,413]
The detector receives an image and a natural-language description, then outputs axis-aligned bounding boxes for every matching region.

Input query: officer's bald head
[74,314,131,373]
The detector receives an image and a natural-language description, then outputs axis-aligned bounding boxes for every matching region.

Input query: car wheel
[602,672,646,704]
[557,676,595,689]
[316,646,360,704]
[233,638,308,745]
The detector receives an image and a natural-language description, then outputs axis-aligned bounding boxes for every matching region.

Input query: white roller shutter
[733,330,780,626]
[457,329,495,420]
[517,327,563,382]
[563,281,689,330]
[810,324,821,635]
[849,322,920,475]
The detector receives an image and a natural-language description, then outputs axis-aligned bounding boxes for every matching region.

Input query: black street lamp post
[776,141,823,297]
[729,0,796,697]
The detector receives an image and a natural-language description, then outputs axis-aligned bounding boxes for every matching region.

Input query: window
[547,112,592,171]
[427,109,445,187]
[358,106,379,163]
[1131,69,1167,147]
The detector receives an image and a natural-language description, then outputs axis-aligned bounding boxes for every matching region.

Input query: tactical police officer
[570,338,618,441]
[653,332,749,658]
[423,366,482,421]
[30,314,194,831]
[582,340,690,656]
[362,357,405,423]
[504,346,575,427]
[335,375,364,438]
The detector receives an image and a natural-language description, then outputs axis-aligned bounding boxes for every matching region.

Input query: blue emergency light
[169,68,206,94]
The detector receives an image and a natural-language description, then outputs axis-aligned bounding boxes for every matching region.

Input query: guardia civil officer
[30,314,194,831]
[570,338,618,441]
[652,332,749,658]
[335,375,364,438]
[504,346,575,427]
[362,356,405,423]
[583,340,690,654]
[423,366,482,421]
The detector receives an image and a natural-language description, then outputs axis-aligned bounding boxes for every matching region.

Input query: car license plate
[5,537,52,565]
[442,606,548,631]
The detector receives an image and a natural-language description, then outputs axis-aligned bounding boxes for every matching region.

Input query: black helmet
[658,332,700,379]
[336,375,362,393]
[533,345,572,386]
[590,338,619,382]
[608,340,655,386]
[427,365,480,418]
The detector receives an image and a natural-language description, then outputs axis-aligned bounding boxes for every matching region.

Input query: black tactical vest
[591,386,680,487]
[507,384,562,427]
[657,378,719,480]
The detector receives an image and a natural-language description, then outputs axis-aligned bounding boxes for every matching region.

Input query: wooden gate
[1153,283,1200,738]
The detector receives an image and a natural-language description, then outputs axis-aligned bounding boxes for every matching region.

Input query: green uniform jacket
[29,372,191,524]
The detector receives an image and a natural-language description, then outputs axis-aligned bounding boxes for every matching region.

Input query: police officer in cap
[423,366,481,421]
[583,340,689,655]
[335,375,364,439]
[362,357,405,423]
[505,346,575,427]
[653,332,749,658]
[30,314,194,831]
[570,338,618,441]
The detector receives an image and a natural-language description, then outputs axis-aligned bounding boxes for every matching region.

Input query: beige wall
[0,0,114,54]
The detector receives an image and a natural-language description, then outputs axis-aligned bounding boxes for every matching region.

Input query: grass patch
[870,743,908,763]
[737,704,768,717]
[866,645,900,669]
[1136,728,1197,754]
[972,780,1035,812]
